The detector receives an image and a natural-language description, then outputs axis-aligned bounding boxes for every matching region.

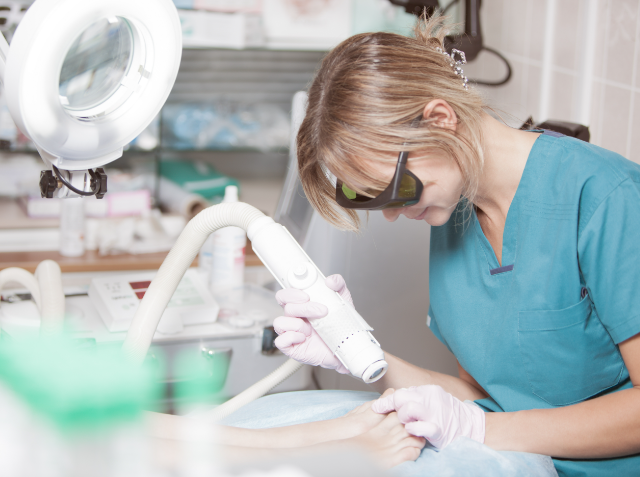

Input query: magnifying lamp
[0,0,182,199]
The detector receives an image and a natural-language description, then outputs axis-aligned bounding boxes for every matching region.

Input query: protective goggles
[335,117,424,211]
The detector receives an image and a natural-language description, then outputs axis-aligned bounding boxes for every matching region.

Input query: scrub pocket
[518,295,624,406]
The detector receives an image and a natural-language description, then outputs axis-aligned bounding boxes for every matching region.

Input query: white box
[0,227,59,252]
[20,190,151,218]
[179,9,263,49]
[193,0,262,13]
[263,0,352,50]
[89,269,220,332]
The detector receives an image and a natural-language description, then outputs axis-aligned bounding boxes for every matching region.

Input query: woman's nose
[382,208,403,222]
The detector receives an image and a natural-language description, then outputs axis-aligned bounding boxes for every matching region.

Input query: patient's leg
[145,389,425,469]
[146,389,394,449]
[220,411,425,470]
[220,394,389,449]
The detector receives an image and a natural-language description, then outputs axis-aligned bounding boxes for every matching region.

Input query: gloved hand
[273,274,354,374]
[371,385,485,449]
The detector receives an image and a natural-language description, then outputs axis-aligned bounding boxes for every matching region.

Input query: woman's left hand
[371,385,485,449]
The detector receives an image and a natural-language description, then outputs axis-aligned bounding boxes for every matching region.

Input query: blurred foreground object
[0,338,161,476]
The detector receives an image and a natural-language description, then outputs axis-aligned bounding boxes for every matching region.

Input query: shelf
[181,43,333,52]
[0,245,263,273]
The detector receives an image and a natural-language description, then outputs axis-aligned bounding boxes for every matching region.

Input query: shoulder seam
[558,138,629,183]
[578,177,630,239]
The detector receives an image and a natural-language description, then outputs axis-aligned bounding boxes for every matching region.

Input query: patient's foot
[348,412,426,469]
[344,388,394,418]
[331,388,395,439]
[263,388,396,448]
[218,389,397,450]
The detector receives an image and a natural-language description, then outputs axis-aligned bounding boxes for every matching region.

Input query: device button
[287,261,317,289]
[293,264,308,279]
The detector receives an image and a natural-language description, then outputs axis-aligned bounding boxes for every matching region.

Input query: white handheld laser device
[248,216,388,383]
[122,202,387,419]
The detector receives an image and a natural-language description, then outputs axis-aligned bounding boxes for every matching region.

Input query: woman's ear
[423,99,458,131]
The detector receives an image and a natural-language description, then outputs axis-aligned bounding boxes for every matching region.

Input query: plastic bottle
[209,185,246,296]
[59,198,85,257]
[198,234,215,279]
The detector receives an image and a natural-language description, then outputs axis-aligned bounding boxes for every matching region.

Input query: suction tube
[0,267,42,310]
[35,260,65,337]
[0,260,65,336]
[122,202,266,364]
[122,203,387,418]
[204,358,303,422]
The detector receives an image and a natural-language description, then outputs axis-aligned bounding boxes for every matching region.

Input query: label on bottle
[198,234,215,276]
[210,226,246,295]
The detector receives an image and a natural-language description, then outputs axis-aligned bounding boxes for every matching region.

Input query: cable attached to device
[392,0,513,86]
[472,46,512,86]
[52,165,96,197]
[47,165,108,199]
[441,0,513,86]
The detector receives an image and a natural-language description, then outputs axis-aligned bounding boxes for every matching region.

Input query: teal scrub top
[428,131,640,477]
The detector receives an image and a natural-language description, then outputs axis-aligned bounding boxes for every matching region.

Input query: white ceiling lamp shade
[2,0,182,171]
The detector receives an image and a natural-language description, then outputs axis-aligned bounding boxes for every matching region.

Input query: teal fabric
[428,132,640,476]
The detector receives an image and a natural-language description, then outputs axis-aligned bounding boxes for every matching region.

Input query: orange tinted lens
[398,173,417,199]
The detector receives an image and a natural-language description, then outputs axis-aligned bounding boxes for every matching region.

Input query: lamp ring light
[0,0,182,198]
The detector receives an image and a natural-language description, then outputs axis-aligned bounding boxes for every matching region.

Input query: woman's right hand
[273,274,354,375]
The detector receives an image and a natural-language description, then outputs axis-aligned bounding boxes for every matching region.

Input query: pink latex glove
[371,385,485,449]
[273,274,353,374]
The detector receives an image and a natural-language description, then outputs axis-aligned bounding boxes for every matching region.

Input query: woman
[272,15,640,477]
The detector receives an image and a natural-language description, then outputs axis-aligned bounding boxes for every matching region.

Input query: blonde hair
[297,15,487,231]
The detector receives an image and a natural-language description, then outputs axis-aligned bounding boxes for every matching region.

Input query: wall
[465,0,640,164]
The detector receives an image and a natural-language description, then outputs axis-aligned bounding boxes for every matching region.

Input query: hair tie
[436,47,469,91]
